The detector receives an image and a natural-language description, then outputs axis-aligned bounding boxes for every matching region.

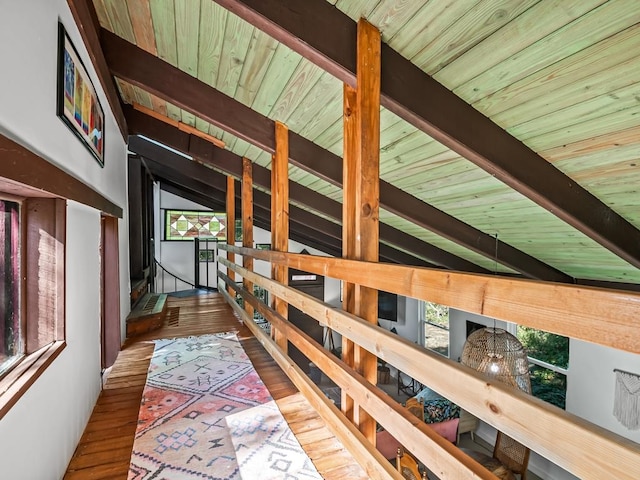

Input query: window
[421,301,449,357]
[0,195,66,418]
[164,210,227,241]
[516,326,569,409]
[0,200,21,376]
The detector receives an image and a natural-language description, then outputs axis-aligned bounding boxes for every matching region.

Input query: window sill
[0,341,66,420]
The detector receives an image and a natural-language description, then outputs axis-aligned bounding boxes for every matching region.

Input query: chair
[405,397,425,422]
[493,431,530,480]
[396,447,428,480]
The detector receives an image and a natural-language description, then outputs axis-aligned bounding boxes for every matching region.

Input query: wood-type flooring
[64,292,367,479]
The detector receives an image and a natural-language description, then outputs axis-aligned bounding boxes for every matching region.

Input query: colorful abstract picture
[57,23,105,167]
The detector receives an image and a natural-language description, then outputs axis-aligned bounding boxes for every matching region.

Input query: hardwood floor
[64,292,368,479]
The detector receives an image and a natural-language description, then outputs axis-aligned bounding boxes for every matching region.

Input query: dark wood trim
[66,0,127,139]
[128,156,144,279]
[104,36,568,281]
[126,113,488,273]
[151,154,420,265]
[0,133,122,217]
[211,0,640,271]
[101,215,121,368]
[25,198,66,352]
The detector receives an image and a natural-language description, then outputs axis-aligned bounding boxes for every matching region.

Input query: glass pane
[0,200,21,375]
[517,326,569,369]
[424,301,449,357]
[530,364,567,409]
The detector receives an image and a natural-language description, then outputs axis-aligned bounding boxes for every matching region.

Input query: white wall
[0,1,130,478]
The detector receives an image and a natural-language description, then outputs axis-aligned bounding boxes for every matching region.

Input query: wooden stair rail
[217,247,640,479]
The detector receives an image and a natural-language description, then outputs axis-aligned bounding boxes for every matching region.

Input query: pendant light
[460,234,531,393]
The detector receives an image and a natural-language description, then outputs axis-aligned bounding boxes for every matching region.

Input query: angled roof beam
[127,111,485,273]
[211,0,640,271]
[100,40,567,282]
[142,148,427,266]
[160,179,344,258]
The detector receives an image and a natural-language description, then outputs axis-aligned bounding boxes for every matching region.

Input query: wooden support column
[271,121,289,350]
[354,18,381,442]
[242,158,254,319]
[226,175,236,297]
[341,83,357,421]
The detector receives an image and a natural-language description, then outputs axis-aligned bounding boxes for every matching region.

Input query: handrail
[154,257,194,292]
[217,247,640,480]
[219,244,640,354]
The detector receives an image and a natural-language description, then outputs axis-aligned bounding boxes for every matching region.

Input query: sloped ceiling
[84,0,640,288]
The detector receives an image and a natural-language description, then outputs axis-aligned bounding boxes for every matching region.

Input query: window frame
[163,209,228,241]
[0,194,67,419]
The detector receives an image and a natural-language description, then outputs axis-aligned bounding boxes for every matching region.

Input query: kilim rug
[226,400,322,480]
[128,332,278,480]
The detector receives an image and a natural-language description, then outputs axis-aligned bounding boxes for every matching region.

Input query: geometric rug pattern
[226,400,322,480]
[128,332,312,479]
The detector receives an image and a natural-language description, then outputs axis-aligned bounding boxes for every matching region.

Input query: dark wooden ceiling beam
[211,0,640,271]
[66,0,127,139]
[104,33,568,281]
[160,179,344,258]
[127,115,484,273]
[143,148,421,265]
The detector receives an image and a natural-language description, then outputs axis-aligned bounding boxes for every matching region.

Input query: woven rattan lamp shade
[461,327,531,393]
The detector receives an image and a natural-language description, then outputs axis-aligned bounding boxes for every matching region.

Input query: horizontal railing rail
[217,244,640,479]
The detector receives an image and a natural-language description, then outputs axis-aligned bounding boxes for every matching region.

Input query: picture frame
[56,22,105,167]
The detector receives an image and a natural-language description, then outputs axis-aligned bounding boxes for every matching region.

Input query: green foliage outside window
[424,301,449,328]
[517,326,569,409]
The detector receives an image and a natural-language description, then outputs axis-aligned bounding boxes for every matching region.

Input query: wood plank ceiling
[93,0,640,285]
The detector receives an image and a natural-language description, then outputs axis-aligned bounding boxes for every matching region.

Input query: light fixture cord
[492,234,498,357]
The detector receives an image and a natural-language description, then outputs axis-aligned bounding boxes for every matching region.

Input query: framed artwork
[57,22,105,167]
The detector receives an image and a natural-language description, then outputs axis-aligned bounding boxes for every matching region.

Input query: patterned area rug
[226,401,322,480]
[128,333,286,479]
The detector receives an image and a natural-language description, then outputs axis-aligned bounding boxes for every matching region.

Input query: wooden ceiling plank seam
[471,23,640,119]
[102,0,137,43]
[366,0,428,43]
[508,81,640,140]
[67,0,128,138]
[412,0,539,75]
[215,14,254,97]
[235,29,279,106]
[386,0,481,61]
[175,0,201,79]
[207,0,640,270]
[147,150,420,265]
[127,121,483,272]
[489,53,640,128]
[196,0,228,87]
[104,31,572,282]
[126,0,158,54]
[249,44,303,116]
[268,62,326,124]
[454,0,640,104]
[436,0,607,86]
[149,0,178,67]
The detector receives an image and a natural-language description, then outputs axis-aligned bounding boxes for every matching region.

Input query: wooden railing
[217,245,640,480]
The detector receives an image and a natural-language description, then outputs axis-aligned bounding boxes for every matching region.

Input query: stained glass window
[165,210,227,241]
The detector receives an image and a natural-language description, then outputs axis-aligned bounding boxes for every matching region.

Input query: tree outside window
[517,326,569,409]
[422,301,449,357]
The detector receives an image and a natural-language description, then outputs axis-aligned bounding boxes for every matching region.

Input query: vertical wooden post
[341,83,357,421]
[354,18,381,442]
[226,175,235,296]
[272,121,289,350]
[242,158,254,319]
